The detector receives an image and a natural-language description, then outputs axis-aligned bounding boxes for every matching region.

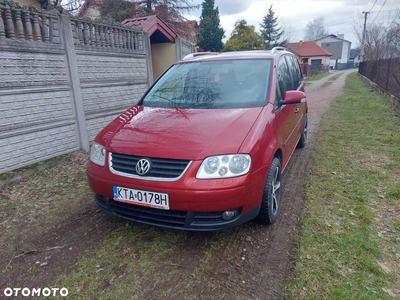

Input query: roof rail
[182,52,219,60]
[270,46,287,54]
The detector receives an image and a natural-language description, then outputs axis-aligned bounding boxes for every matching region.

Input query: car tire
[257,157,282,225]
[297,114,308,149]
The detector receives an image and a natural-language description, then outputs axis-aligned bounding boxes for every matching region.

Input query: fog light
[222,210,236,221]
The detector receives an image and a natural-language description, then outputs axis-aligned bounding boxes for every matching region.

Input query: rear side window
[286,55,302,89]
[277,57,291,98]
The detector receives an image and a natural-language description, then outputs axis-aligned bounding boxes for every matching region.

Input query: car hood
[105,106,263,160]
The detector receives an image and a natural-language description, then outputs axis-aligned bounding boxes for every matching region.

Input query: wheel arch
[274,148,283,162]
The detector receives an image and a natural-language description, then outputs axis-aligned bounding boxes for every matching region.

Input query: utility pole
[361,11,370,62]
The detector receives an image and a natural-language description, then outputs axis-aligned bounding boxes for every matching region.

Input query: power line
[287,9,394,35]
[333,25,353,34]
[368,0,378,12]
[289,19,363,34]
[369,9,395,13]
[371,0,388,23]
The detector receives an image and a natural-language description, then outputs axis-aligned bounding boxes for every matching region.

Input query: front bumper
[95,194,260,231]
[87,161,267,231]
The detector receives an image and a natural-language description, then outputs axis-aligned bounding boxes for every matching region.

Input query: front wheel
[257,157,282,224]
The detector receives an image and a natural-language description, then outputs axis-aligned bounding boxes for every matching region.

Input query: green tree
[197,0,225,52]
[222,20,264,52]
[259,5,286,49]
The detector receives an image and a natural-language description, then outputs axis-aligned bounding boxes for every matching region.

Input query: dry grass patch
[0,152,92,280]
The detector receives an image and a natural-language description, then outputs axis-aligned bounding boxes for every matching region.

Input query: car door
[285,55,306,147]
[274,55,295,167]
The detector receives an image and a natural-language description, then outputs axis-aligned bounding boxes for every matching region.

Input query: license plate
[113,186,169,210]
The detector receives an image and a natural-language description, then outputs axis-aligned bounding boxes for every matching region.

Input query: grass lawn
[305,72,331,82]
[285,73,400,299]
[321,73,344,88]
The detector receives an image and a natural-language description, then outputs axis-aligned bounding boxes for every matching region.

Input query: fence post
[385,58,391,91]
[4,4,15,39]
[144,32,153,86]
[60,14,89,152]
[0,7,5,39]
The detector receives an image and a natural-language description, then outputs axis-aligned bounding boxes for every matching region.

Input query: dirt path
[0,70,356,300]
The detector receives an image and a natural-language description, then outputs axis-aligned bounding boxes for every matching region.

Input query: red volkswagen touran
[87,48,308,231]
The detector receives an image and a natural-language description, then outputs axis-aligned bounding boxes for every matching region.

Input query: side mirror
[281,91,306,105]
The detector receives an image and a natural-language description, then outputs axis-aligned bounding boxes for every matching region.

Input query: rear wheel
[297,114,308,149]
[257,157,282,224]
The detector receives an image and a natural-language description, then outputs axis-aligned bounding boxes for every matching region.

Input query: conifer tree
[197,0,225,52]
[259,5,286,50]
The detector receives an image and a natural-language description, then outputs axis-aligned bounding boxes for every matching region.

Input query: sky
[184,0,400,48]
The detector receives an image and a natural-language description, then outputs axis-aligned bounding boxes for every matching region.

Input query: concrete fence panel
[0,0,150,173]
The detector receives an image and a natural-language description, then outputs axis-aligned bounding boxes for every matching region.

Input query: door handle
[294,107,300,114]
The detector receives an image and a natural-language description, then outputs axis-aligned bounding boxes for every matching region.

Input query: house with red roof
[288,40,332,75]
[288,40,332,66]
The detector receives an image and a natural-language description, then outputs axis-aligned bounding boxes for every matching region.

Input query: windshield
[141,59,272,109]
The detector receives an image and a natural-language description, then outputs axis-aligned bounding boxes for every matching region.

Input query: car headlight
[197,154,251,179]
[90,142,106,166]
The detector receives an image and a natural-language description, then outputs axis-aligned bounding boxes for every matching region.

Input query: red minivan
[87,48,308,231]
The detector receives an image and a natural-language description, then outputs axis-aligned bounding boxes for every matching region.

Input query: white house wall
[317,36,352,64]
[341,41,351,63]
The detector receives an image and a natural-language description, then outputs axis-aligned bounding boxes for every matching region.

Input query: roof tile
[288,41,332,57]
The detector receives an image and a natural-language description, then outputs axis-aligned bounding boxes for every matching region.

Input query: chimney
[155,5,168,14]
[299,40,303,46]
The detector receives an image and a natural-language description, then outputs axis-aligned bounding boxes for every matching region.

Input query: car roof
[177,48,293,63]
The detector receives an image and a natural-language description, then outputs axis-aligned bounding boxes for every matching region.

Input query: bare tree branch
[304,17,329,41]
[354,10,400,60]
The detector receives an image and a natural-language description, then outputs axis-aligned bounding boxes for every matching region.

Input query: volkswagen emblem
[136,159,151,176]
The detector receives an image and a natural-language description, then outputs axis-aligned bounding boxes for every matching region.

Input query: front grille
[109,199,187,227]
[110,153,190,179]
[95,195,242,230]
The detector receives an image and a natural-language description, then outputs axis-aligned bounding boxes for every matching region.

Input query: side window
[277,57,291,98]
[284,55,295,91]
[276,55,302,110]
[287,55,302,89]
